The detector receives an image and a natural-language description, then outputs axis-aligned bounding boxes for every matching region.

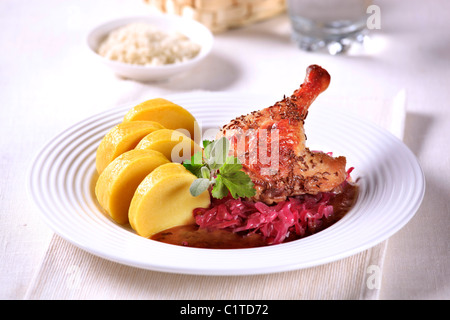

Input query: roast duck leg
[221,65,347,204]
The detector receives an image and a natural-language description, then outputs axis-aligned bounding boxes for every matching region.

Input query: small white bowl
[87,14,214,82]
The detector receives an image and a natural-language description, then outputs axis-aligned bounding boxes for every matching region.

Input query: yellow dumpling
[129,163,211,238]
[123,98,200,143]
[95,149,170,224]
[135,128,202,163]
[96,120,164,174]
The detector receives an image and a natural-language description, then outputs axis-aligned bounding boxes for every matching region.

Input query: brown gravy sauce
[151,182,359,249]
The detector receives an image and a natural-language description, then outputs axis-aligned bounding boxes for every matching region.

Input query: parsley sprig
[183,137,256,199]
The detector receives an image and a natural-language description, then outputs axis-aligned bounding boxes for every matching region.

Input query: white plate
[28,92,425,275]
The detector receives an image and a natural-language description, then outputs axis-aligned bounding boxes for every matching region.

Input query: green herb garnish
[183,137,256,199]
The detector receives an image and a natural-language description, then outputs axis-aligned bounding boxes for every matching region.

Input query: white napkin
[24,90,406,300]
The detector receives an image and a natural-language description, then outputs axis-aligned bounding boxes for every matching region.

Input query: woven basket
[144,0,286,33]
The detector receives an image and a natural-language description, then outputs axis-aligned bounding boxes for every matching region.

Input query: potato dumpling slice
[129,163,211,238]
[123,98,200,143]
[135,128,202,163]
[96,120,164,174]
[95,149,170,225]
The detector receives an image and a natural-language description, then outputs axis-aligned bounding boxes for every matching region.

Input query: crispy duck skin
[221,65,347,204]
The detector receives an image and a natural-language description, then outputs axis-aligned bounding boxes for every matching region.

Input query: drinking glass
[287,0,372,54]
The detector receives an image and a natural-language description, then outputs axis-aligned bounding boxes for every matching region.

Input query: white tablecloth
[1,0,449,300]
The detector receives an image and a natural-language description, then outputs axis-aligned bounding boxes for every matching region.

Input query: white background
[1,0,449,299]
